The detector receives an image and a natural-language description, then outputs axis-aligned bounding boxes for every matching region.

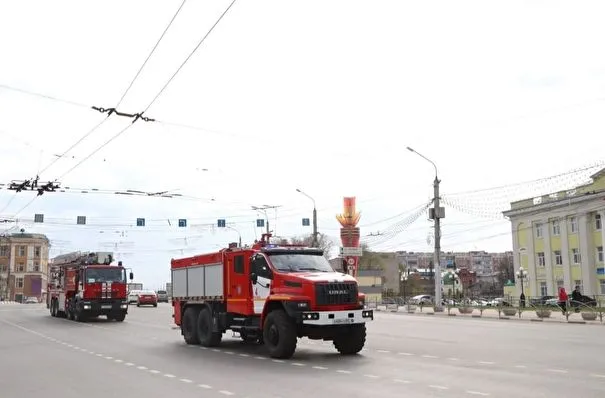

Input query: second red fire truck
[171,234,373,359]
[47,251,133,322]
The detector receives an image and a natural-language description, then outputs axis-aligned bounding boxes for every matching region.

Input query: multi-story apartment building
[396,250,511,276]
[0,232,50,302]
[503,168,605,297]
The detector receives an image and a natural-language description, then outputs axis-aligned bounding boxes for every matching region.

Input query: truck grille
[315,283,358,306]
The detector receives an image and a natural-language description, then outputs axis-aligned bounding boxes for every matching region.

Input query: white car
[128,290,142,304]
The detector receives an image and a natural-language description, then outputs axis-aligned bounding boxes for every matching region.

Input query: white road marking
[478,361,495,365]
[164,374,176,378]
[590,374,605,378]
[393,379,410,384]
[429,385,448,390]
[225,351,235,355]
[95,353,103,357]
[547,369,568,373]
[239,354,249,357]
[448,358,460,361]
[114,359,123,363]
[199,346,207,350]
[377,350,391,353]
[219,391,235,396]
[137,366,148,370]
[398,352,414,356]
[272,359,285,363]
[422,354,438,359]
[313,366,328,370]
[198,384,212,389]
[212,349,221,352]
[149,370,161,374]
[180,378,193,383]
[466,391,490,396]
[125,362,134,366]
[105,356,113,360]
[291,363,305,366]
[514,365,527,369]
[254,356,266,360]
[364,374,379,378]
[337,370,352,374]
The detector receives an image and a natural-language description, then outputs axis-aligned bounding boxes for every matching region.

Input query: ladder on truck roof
[52,251,115,267]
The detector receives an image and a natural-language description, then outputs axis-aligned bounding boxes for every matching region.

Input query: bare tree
[496,256,514,287]
[357,242,384,270]
[280,233,335,259]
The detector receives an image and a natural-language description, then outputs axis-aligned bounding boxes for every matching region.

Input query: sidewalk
[372,304,605,325]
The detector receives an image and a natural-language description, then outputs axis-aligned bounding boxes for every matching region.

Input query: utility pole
[251,205,282,236]
[407,146,444,312]
[296,189,318,247]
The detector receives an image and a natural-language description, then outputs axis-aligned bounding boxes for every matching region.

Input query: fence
[364,295,605,323]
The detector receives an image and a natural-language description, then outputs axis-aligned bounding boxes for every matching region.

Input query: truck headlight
[120,304,128,309]
[83,305,91,310]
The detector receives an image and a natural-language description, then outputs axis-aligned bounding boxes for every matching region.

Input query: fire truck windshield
[268,253,334,273]
[85,268,126,283]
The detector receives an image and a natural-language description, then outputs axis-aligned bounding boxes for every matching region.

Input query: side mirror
[250,273,258,284]
[129,272,134,281]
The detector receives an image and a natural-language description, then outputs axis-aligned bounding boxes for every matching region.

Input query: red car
[137,291,158,307]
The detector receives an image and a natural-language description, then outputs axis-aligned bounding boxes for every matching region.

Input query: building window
[537,252,546,266]
[18,246,26,256]
[569,217,578,233]
[556,280,564,289]
[597,246,604,263]
[34,262,40,272]
[572,248,581,264]
[535,222,543,238]
[0,246,8,257]
[600,280,605,295]
[554,250,563,265]
[0,265,6,272]
[16,277,24,289]
[574,280,583,293]
[552,220,561,236]
[34,246,41,258]
[17,262,25,272]
[540,281,547,296]
[596,214,602,230]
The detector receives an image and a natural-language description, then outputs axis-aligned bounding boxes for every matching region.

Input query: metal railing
[365,295,605,323]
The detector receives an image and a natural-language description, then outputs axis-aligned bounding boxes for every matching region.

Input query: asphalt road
[1,303,604,398]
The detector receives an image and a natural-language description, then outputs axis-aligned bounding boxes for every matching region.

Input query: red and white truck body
[171,235,373,359]
[47,251,133,322]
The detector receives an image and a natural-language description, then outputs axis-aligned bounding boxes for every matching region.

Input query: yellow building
[503,169,605,297]
[0,232,51,302]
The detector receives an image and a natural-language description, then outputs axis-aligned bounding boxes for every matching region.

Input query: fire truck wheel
[263,309,297,359]
[114,313,126,322]
[197,307,222,347]
[182,307,201,345]
[333,324,366,355]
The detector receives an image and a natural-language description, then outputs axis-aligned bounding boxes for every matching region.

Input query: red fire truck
[171,234,373,359]
[47,251,133,322]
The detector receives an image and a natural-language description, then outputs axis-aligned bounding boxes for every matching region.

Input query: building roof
[503,166,605,217]
[0,232,50,243]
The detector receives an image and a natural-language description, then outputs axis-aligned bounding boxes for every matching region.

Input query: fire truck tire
[263,309,297,359]
[182,307,201,345]
[114,313,126,322]
[197,307,222,347]
[333,324,366,355]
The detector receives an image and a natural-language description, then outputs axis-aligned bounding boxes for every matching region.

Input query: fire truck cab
[47,251,133,322]
[171,235,373,359]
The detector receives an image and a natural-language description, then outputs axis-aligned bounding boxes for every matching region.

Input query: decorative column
[526,221,538,296]
[336,197,361,277]
[559,216,572,290]
[578,212,596,295]
[543,218,555,295]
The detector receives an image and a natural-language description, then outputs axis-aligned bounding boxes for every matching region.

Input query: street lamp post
[226,225,242,247]
[516,266,528,307]
[407,146,444,311]
[296,188,318,247]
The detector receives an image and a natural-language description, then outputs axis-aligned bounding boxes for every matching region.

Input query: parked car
[137,290,158,307]
[128,290,142,304]
[156,290,169,303]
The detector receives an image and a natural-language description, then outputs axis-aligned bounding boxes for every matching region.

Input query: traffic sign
[340,247,362,256]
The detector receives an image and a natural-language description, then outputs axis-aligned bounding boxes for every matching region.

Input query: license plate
[101,305,111,309]
[333,318,352,324]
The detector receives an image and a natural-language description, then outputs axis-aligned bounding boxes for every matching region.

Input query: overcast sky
[1,0,604,288]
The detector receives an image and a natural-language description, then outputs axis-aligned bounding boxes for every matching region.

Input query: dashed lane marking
[466,391,490,396]
[291,362,305,367]
[363,374,380,378]
[0,319,239,396]
[422,354,438,359]
[398,352,414,356]
[590,374,605,378]
[312,366,328,370]
[393,379,410,384]
[377,350,391,353]
[336,370,352,374]
[429,385,448,390]
[478,361,495,365]
[547,369,568,374]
